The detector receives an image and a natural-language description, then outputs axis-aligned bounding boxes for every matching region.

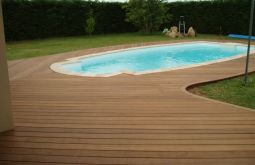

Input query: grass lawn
[6,33,229,60]
[190,73,255,109]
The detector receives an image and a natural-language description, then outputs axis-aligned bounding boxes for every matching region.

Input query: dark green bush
[2,0,254,41]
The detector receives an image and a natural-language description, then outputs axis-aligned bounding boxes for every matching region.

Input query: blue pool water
[57,42,253,76]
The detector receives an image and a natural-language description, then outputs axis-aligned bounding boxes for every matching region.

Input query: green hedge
[167,0,251,35]
[2,0,136,41]
[2,0,254,41]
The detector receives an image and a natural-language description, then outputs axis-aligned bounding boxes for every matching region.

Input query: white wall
[0,1,13,132]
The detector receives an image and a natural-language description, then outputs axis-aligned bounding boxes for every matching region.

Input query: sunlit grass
[191,73,255,110]
[6,33,228,60]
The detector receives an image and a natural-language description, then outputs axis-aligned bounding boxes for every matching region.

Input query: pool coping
[50,41,255,77]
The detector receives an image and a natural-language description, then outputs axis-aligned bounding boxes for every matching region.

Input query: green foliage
[85,17,96,35]
[85,11,96,35]
[124,0,169,34]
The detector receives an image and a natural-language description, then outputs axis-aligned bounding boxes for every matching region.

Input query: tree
[85,10,96,35]
[124,0,169,34]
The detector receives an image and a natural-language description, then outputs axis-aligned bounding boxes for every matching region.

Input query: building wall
[0,1,13,132]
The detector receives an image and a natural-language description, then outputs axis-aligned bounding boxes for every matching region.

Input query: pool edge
[50,41,255,77]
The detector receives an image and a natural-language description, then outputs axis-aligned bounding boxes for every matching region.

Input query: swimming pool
[51,41,255,77]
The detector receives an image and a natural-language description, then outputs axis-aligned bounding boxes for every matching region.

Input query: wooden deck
[1,40,255,165]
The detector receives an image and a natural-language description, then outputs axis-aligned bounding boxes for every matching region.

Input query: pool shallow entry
[51,41,255,77]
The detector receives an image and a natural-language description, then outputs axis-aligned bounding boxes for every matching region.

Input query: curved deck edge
[183,71,255,113]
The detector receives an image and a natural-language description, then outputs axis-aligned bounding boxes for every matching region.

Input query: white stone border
[50,41,255,77]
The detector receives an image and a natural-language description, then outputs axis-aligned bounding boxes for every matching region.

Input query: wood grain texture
[1,40,255,165]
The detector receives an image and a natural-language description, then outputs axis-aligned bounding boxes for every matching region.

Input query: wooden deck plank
[2,136,255,145]
[3,132,255,140]
[13,118,255,125]
[1,148,255,159]
[1,154,255,165]
[8,126,255,134]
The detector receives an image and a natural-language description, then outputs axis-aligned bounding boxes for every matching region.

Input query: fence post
[244,0,255,84]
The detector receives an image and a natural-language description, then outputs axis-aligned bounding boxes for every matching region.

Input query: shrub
[85,10,96,35]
